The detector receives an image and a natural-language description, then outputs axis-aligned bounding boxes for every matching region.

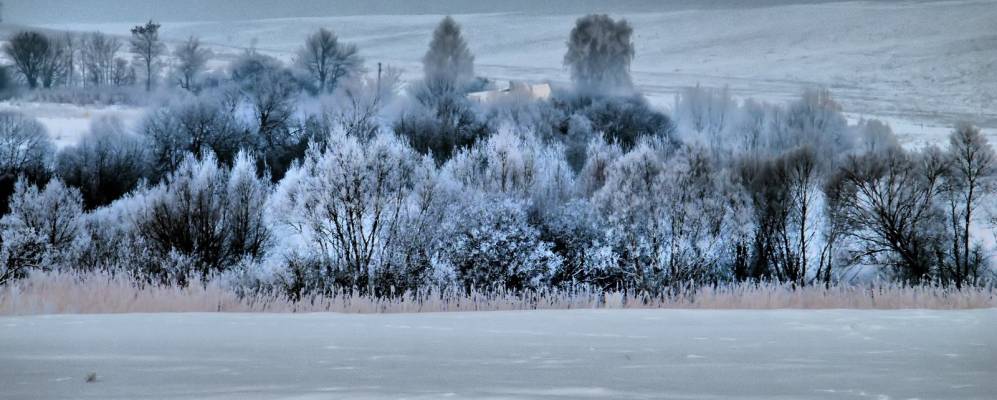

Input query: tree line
[0,15,994,298]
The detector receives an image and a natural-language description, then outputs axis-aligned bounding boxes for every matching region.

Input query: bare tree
[564,14,635,95]
[737,148,819,285]
[173,36,212,91]
[941,123,995,287]
[4,31,52,89]
[296,28,361,93]
[56,117,150,208]
[782,147,820,286]
[80,32,122,86]
[422,16,474,94]
[130,20,165,91]
[831,149,947,283]
[0,111,52,178]
[59,33,77,87]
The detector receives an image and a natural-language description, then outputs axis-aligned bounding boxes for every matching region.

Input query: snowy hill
[40,0,997,146]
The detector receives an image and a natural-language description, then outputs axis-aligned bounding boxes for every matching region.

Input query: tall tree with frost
[130,20,165,91]
[422,16,474,94]
[297,28,361,93]
[564,14,635,95]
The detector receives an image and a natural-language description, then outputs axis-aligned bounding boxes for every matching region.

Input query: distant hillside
[5,0,872,24]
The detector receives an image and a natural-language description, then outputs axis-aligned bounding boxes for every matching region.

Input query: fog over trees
[0,14,994,301]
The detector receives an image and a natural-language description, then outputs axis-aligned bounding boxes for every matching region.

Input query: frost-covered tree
[56,117,150,209]
[0,179,84,282]
[0,112,53,215]
[423,16,474,94]
[0,111,52,178]
[776,88,851,157]
[594,142,737,290]
[561,95,675,150]
[141,94,246,179]
[135,151,270,284]
[173,36,212,91]
[440,195,561,292]
[394,89,490,162]
[853,119,900,155]
[270,131,427,294]
[563,14,635,95]
[674,85,737,152]
[130,20,165,91]
[443,127,574,203]
[296,28,361,93]
[577,135,623,196]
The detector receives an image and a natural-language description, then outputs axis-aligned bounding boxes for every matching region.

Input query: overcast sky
[3,0,853,24]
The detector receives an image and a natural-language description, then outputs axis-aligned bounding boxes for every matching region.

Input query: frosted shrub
[270,130,434,295]
[133,151,271,284]
[56,116,150,208]
[537,198,617,288]
[594,143,741,291]
[0,111,53,214]
[555,94,674,151]
[394,88,490,162]
[439,195,562,292]
[141,94,246,179]
[0,179,85,282]
[443,127,574,204]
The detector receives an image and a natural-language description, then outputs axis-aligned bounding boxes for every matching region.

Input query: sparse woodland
[0,15,995,309]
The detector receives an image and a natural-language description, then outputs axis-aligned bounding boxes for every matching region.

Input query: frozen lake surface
[1,309,995,399]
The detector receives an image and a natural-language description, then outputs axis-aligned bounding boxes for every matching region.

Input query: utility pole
[376,62,382,95]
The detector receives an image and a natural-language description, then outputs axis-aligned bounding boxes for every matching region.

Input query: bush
[133,152,271,284]
[440,196,561,292]
[554,94,675,151]
[56,117,150,208]
[140,93,248,180]
[394,86,490,163]
[0,111,53,214]
[0,179,85,282]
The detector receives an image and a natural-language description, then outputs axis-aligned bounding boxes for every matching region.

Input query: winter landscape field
[22,0,997,148]
[1,309,995,400]
[1,0,996,398]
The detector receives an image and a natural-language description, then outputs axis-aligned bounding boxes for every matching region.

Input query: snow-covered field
[1,309,994,399]
[0,101,144,148]
[41,0,997,146]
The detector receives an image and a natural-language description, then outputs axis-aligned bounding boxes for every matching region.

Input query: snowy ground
[41,0,997,145]
[0,101,144,148]
[1,309,994,399]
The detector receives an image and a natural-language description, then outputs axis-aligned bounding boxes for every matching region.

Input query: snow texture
[1,309,994,399]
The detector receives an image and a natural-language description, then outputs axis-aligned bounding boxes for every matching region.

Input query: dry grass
[1,271,994,315]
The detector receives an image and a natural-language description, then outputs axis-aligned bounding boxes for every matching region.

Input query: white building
[467,81,552,103]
